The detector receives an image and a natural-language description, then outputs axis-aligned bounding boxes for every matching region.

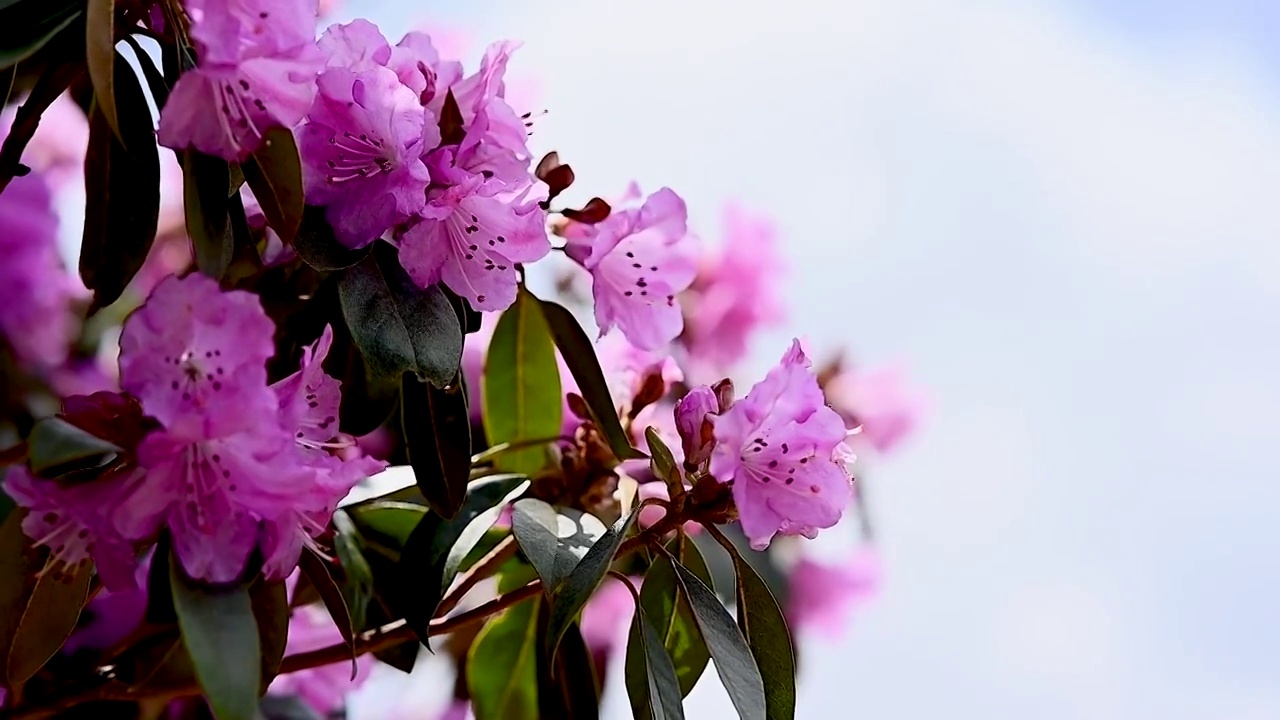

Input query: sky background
[339,1,1280,717]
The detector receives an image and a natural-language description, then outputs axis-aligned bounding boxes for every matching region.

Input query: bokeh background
[335,0,1280,717]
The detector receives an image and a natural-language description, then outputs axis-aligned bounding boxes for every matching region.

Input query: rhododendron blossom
[158,0,324,160]
[787,547,881,634]
[565,187,697,350]
[709,340,854,549]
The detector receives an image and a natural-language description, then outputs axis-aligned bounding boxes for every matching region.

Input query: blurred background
[335,0,1280,717]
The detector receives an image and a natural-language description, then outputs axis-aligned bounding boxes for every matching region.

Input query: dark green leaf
[671,560,765,720]
[294,205,370,271]
[0,53,81,192]
[347,500,425,549]
[483,288,561,475]
[171,557,261,720]
[80,51,159,311]
[0,0,82,69]
[625,605,686,720]
[510,499,607,594]
[729,550,796,720]
[121,34,168,108]
[641,545,711,697]
[332,510,373,632]
[401,372,471,518]
[339,243,463,387]
[646,427,681,490]
[536,602,599,720]
[397,474,529,643]
[467,594,540,720]
[85,0,118,141]
[250,577,289,689]
[243,128,304,243]
[538,298,643,462]
[259,695,323,720]
[4,538,91,681]
[26,415,121,478]
[545,511,638,660]
[184,150,232,281]
[298,548,356,668]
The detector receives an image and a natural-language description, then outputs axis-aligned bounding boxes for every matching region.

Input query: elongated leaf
[171,558,260,720]
[26,416,121,478]
[467,594,540,720]
[250,578,289,689]
[731,550,796,720]
[122,35,168,108]
[400,372,471,518]
[347,500,425,548]
[536,602,599,720]
[80,51,159,311]
[3,532,91,681]
[184,150,232,281]
[397,474,529,642]
[298,549,355,667]
[484,289,561,475]
[259,695,323,720]
[670,562,765,720]
[85,0,118,140]
[339,243,462,387]
[332,510,373,632]
[646,427,681,490]
[545,511,638,659]
[294,205,370,271]
[0,0,81,69]
[625,606,686,720]
[243,128,304,243]
[538,299,642,461]
[510,499,607,594]
[641,546,711,697]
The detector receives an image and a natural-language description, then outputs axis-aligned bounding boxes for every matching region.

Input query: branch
[433,535,516,618]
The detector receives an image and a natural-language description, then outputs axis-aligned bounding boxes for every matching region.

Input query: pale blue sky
[343,1,1280,717]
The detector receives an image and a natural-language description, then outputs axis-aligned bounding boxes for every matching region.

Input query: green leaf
[510,499,607,594]
[249,577,290,690]
[332,510,373,631]
[645,427,681,490]
[122,35,168,109]
[259,695,323,720]
[641,544,711,697]
[339,243,463,388]
[171,557,261,720]
[80,50,160,312]
[625,605,686,720]
[537,298,643,462]
[242,128,304,243]
[85,0,118,141]
[294,205,370,271]
[730,549,796,720]
[467,594,540,720]
[397,474,529,642]
[484,289,562,475]
[400,372,471,518]
[346,502,423,552]
[0,0,81,69]
[26,415,121,478]
[670,561,765,720]
[298,548,356,667]
[545,511,638,660]
[183,150,232,281]
[0,511,91,685]
[536,603,599,720]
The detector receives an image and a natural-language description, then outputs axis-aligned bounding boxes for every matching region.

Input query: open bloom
[299,63,435,247]
[825,363,923,454]
[565,187,697,350]
[709,340,853,549]
[0,171,79,369]
[682,204,784,376]
[158,0,324,160]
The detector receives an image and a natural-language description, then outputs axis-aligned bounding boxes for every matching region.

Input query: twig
[433,535,517,617]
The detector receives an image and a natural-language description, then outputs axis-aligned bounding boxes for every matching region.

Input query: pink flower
[299,64,434,247]
[597,333,682,410]
[158,0,324,160]
[0,172,78,369]
[825,363,923,454]
[786,548,881,635]
[579,574,637,658]
[397,165,548,311]
[318,21,462,107]
[682,205,784,375]
[565,187,697,351]
[709,340,853,550]
[269,603,373,713]
[674,384,722,468]
[62,559,150,654]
